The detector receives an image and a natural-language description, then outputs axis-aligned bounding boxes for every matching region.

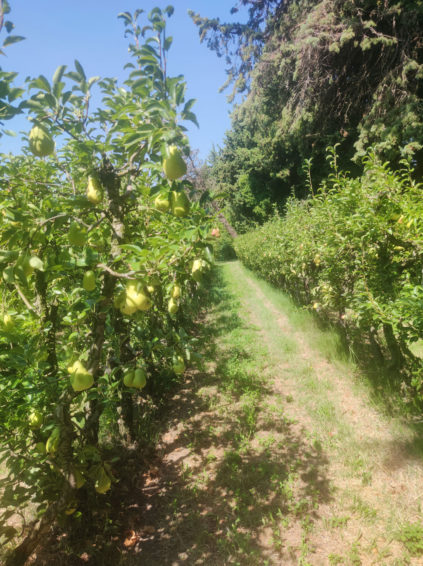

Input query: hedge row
[234,151,423,403]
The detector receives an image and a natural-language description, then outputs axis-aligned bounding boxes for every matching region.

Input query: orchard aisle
[126,262,423,566]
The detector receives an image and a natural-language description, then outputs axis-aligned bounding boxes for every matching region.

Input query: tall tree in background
[191,1,423,232]
[189,1,285,101]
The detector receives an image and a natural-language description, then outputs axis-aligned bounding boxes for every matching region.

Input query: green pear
[87,176,103,205]
[29,125,55,157]
[192,259,207,282]
[74,468,86,489]
[154,194,170,212]
[172,355,185,375]
[171,284,181,299]
[29,410,43,430]
[133,368,147,389]
[123,370,135,387]
[21,256,34,277]
[163,145,187,180]
[168,297,179,315]
[3,313,14,330]
[170,190,190,217]
[46,427,60,454]
[95,466,111,494]
[68,360,94,392]
[83,270,96,291]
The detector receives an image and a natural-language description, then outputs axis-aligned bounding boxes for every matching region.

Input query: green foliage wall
[235,151,423,404]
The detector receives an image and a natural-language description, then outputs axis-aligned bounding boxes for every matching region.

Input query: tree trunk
[383,323,404,368]
[218,213,238,238]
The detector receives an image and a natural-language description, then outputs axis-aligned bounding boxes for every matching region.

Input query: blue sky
[1,1,246,161]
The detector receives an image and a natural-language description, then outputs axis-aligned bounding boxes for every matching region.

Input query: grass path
[125,261,423,566]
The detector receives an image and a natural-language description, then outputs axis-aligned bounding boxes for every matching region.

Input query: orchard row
[0,7,217,563]
[235,150,423,406]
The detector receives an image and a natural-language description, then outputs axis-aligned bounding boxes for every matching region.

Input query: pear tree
[0,7,215,564]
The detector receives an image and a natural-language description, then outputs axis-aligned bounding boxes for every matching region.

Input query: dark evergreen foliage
[192,1,423,232]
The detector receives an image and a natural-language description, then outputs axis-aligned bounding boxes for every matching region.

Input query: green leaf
[30,75,51,93]
[182,110,199,128]
[23,99,44,111]
[66,71,82,83]
[74,60,86,81]
[29,256,44,272]
[182,98,196,113]
[164,36,173,51]
[120,244,144,254]
[117,12,132,25]
[52,65,66,89]
[3,35,25,47]
[87,76,100,90]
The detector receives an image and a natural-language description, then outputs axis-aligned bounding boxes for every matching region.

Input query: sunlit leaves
[0,7,212,554]
[235,149,423,399]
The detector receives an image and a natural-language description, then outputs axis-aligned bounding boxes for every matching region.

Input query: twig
[117,146,145,177]
[54,159,77,195]
[38,213,68,227]
[88,213,107,233]
[15,284,38,315]
[96,264,135,279]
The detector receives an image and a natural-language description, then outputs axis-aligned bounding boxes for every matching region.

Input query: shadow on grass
[28,266,332,566]
[243,263,423,421]
[236,263,423,474]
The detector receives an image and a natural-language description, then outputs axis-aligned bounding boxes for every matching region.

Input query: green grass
[396,522,423,556]
[221,262,356,450]
[151,263,332,565]
[215,261,423,565]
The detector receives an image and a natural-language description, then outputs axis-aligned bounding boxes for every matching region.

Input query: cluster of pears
[123,367,147,389]
[29,415,58,457]
[154,190,190,218]
[29,417,112,495]
[155,145,190,217]
[114,280,152,315]
[29,125,55,157]
[78,449,112,494]
[191,258,208,282]
[168,284,181,315]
